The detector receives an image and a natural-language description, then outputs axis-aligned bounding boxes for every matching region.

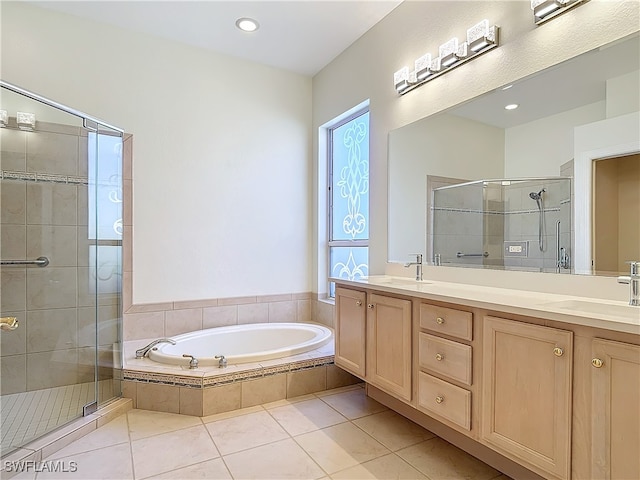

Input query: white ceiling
[29,0,402,76]
[449,34,640,128]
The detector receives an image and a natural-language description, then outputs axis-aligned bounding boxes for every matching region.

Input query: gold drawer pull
[356,300,362,306]
[592,358,604,368]
[553,347,564,357]
[435,395,444,404]
[435,353,444,361]
[436,317,445,325]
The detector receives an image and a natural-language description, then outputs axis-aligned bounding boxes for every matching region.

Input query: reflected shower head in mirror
[529,188,546,251]
[529,188,545,201]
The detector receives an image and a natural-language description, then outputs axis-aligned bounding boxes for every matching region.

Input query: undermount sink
[542,300,640,321]
[366,276,431,286]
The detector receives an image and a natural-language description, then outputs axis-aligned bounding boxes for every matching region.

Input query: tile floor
[8,384,511,480]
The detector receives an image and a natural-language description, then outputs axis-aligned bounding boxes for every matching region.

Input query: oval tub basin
[148,322,332,366]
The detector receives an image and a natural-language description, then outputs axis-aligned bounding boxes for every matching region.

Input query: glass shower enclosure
[0,81,123,456]
[432,178,572,272]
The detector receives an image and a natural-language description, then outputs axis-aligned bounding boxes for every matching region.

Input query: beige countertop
[332,275,640,335]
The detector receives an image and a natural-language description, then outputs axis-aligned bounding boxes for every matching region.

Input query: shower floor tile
[0,380,111,456]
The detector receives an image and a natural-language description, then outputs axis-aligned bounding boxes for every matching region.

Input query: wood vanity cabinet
[590,338,640,479]
[481,316,573,480]
[335,287,367,378]
[335,280,640,480]
[366,293,412,401]
[416,303,474,431]
[335,287,412,402]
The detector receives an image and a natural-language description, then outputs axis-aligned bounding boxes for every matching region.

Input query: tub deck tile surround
[122,336,357,416]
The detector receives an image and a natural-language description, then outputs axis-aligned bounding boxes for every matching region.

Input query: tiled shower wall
[0,121,119,396]
[502,180,571,272]
[432,178,571,272]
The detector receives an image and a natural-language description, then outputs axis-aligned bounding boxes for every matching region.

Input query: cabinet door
[591,338,640,480]
[481,316,573,480]
[335,287,367,378]
[366,293,412,401]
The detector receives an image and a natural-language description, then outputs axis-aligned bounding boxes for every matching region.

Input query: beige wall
[1,2,313,305]
[312,0,640,293]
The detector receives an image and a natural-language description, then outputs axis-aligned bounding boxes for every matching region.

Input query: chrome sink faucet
[404,253,423,281]
[617,261,640,306]
[135,338,176,358]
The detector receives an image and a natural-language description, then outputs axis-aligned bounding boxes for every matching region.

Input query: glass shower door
[0,86,106,456]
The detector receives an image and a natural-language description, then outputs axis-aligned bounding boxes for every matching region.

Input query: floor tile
[331,452,428,480]
[314,384,363,397]
[397,437,501,480]
[131,425,219,479]
[126,409,202,440]
[223,438,326,479]
[262,393,316,409]
[319,388,387,420]
[204,410,288,455]
[268,398,347,436]
[201,405,264,424]
[146,458,232,479]
[353,410,435,451]
[46,414,129,459]
[38,442,133,480]
[295,422,390,474]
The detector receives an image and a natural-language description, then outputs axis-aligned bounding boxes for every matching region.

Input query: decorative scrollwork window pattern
[336,119,369,239]
[328,108,369,296]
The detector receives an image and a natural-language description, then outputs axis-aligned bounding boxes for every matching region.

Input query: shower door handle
[0,317,19,331]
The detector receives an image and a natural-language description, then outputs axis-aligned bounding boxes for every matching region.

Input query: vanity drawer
[420,304,473,341]
[419,333,472,385]
[418,372,471,430]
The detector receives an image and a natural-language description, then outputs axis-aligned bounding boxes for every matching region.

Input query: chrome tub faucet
[404,253,423,281]
[135,338,176,358]
[617,261,640,306]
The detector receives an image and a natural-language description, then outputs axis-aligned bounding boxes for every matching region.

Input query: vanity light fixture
[394,66,411,94]
[439,38,468,67]
[235,17,259,32]
[467,20,497,53]
[0,110,7,127]
[16,111,35,131]
[414,54,432,81]
[531,0,586,24]
[394,20,500,95]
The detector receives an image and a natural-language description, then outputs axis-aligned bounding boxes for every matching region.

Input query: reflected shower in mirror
[388,33,640,275]
[432,178,571,273]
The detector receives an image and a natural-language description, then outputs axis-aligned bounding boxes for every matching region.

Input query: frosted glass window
[331,112,370,241]
[88,132,123,241]
[329,246,368,297]
[328,109,369,296]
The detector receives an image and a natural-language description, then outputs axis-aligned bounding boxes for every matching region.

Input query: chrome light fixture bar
[394,20,499,96]
[532,0,586,24]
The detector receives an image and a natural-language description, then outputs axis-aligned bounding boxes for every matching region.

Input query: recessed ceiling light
[504,104,519,110]
[236,17,259,32]
[501,84,514,90]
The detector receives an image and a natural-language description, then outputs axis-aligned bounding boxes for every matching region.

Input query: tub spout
[135,338,176,358]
